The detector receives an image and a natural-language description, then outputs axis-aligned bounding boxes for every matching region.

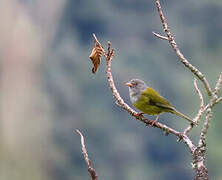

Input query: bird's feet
[135,112,145,118]
[151,116,159,126]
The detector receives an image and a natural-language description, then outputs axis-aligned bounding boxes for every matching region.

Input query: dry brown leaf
[89,42,103,74]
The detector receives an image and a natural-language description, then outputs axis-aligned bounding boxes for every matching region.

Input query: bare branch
[154,0,212,96]
[215,73,222,96]
[152,31,168,40]
[184,79,205,135]
[216,97,222,104]
[198,73,222,148]
[182,135,196,153]
[198,74,222,148]
[198,72,222,149]
[193,78,205,123]
[193,102,214,180]
[198,106,213,150]
[75,129,98,180]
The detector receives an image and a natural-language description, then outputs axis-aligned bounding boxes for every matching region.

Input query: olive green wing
[141,87,174,111]
[141,87,194,123]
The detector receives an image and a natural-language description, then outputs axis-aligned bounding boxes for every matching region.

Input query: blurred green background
[0,0,222,180]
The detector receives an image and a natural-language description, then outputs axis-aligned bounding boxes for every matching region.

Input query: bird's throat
[129,90,141,104]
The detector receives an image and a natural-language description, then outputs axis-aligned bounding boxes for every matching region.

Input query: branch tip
[215,73,222,95]
[216,97,222,104]
[152,31,168,40]
[75,129,98,180]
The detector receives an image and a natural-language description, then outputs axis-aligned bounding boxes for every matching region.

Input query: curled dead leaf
[89,42,103,74]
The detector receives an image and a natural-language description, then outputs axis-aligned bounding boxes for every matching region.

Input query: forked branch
[184,79,204,135]
[154,0,212,96]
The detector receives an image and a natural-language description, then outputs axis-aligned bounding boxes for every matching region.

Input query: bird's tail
[170,108,195,124]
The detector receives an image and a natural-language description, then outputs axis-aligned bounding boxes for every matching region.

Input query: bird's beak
[125,82,133,87]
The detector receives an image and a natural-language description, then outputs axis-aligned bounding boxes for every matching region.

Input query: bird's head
[125,79,147,93]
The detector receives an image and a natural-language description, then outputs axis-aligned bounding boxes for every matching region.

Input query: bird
[125,78,195,124]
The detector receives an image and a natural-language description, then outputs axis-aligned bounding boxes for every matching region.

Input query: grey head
[125,79,147,104]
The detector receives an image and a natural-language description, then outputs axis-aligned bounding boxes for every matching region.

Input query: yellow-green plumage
[126,79,194,124]
[133,87,173,115]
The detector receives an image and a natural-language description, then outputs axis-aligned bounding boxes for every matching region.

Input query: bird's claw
[151,116,159,126]
[136,112,145,118]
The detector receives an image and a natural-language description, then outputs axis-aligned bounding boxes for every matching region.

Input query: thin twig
[195,76,222,178]
[182,135,196,153]
[193,78,205,123]
[198,106,213,149]
[198,73,222,149]
[215,73,222,96]
[75,129,98,180]
[154,0,212,96]
[216,97,222,104]
[184,79,204,135]
[152,31,168,40]
[198,72,222,149]
[92,34,105,53]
